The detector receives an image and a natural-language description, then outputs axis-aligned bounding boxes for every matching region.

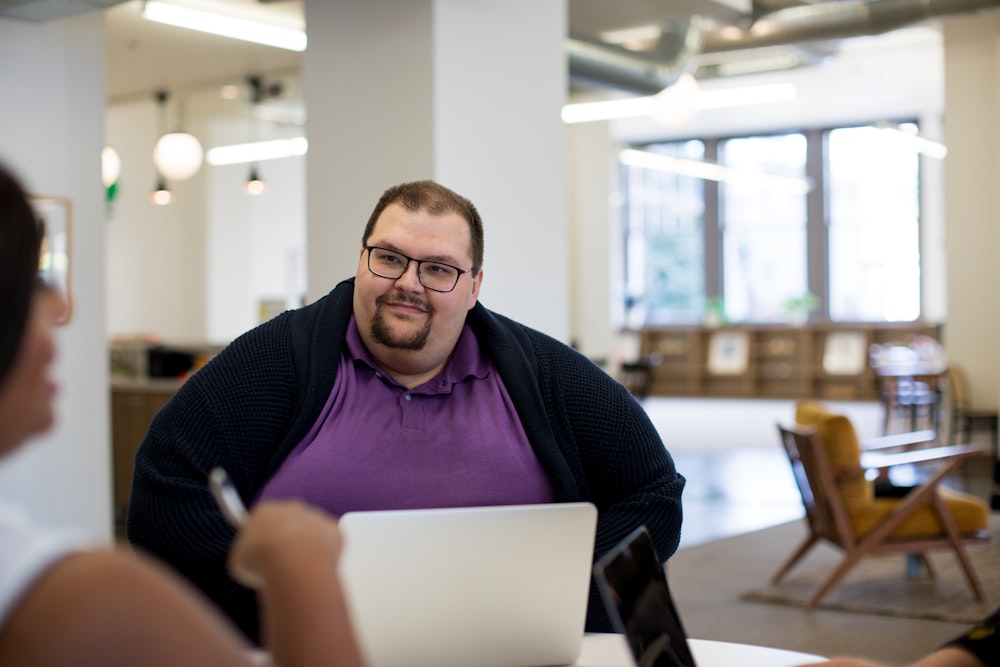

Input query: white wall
[105,97,207,342]
[942,14,1000,407]
[204,115,306,342]
[106,88,305,344]
[0,12,112,539]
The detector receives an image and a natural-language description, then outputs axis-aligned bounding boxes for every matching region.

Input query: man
[127,180,685,642]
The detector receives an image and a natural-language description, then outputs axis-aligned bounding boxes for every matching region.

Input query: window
[620,123,922,325]
[622,141,706,325]
[827,125,921,321]
[719,133,808,322]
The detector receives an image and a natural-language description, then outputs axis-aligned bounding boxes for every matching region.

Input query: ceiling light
[875,122,948,160]
[151,176,174,206]
[142,1,307,52]
[101,146,121,188]
[244,166,266,195]
[206,137,308,166]
[651,73,700,127]
[619,148,813,195]
[599,24,662,51]
[562,97,655,124]
[562,82,799,124]
[153,132,204,181]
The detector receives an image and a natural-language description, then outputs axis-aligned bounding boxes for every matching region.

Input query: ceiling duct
[0,0,127,22]
[568,17,703,94]
[569,0,1000,94]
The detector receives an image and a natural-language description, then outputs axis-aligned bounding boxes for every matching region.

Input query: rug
[739,515,1000,624]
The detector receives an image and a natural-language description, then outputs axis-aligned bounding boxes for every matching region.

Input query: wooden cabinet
[111,381,179,538]
[635,323,940,400]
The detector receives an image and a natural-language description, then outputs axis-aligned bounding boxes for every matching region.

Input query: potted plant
[784,292,820,326]
[703,296,728,327]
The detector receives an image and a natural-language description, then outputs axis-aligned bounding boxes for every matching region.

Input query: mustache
[376,292,431,313]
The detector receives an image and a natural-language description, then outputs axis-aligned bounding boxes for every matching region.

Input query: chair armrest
[860,444,983,470]
[860,429,937,451]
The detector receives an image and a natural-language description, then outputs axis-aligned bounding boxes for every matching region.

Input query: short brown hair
[361,180,484,272]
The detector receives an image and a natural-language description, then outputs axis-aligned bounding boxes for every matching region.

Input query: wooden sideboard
[109,340,224,538]
[631,322,941,400]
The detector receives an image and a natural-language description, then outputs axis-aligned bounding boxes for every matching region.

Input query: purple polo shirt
[255,316,554,515]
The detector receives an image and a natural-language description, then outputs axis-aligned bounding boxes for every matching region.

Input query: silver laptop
[338,502,598,667]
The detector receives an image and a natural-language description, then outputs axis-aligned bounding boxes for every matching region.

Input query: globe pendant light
[152,90,203,182]
[154,132,204,181]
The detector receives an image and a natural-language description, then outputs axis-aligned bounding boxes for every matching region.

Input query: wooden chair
[946,364,1000,509]
[619,352,662,401]
[947,365,999,451]
[773,417,989,610]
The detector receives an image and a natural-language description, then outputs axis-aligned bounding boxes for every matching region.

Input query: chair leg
[932,494,987,604]
[771,534,819,585]
[806,550,866,610]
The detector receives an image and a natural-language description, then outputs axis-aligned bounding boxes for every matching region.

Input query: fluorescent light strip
[562,82,798,124]
[206,137,308,166]
[619,148,813,194]
[561,97,655,123]
[143,1,307,52]
[875,123,948,160]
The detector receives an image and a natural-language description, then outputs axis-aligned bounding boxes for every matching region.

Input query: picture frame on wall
[30,194,73,325]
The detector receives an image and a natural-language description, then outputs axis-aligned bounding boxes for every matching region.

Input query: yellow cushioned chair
[795,400,988,539]
[772,401,989,609]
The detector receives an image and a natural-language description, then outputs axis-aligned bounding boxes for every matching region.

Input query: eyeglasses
[365,245,472,293]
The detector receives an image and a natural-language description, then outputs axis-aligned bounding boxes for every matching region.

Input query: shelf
[633,322,941,400]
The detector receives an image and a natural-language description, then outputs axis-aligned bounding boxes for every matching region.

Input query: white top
[0,498,90,627]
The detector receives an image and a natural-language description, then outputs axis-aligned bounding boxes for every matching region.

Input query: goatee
[370,295,433,350]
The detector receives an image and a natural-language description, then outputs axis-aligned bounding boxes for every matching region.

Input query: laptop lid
[338,502,598,667]
[593,526,697,667]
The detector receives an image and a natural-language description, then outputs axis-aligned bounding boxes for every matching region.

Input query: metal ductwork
[0,0,127,22]
[567,17,703,95]
[569,0,1000,94]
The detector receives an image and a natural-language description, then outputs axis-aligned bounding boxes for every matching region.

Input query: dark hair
[0,163,42,385]
[361,180,484,273]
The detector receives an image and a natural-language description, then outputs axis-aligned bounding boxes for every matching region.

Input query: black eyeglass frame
[364,245,473,293]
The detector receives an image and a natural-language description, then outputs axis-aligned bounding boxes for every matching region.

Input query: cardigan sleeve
[474,307,685,633]
[126,312,303,643]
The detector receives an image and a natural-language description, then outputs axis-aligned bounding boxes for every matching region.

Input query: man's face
[354,203,482,378]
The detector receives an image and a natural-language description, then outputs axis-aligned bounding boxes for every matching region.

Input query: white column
[303,0,569,340]
[0,12,111,539]
[942,14,1000,407]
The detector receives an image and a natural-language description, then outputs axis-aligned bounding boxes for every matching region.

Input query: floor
[638,396,997,663]
[639,396,995,549]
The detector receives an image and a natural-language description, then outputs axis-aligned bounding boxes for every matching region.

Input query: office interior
[0,0,998,568]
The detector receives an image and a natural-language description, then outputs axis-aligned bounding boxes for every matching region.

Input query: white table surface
[574,633,827,667]
[250,633,827,666]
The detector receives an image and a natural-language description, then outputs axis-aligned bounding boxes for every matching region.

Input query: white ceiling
[105,0,303,102]
[104,0,759,102]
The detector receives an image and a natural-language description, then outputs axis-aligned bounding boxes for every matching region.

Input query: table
[871,360,947,434]
[250,633,828,666]
[574,633,826,666]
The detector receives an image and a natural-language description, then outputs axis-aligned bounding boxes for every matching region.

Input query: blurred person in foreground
[797,605,998,667]
[0,162,365,667]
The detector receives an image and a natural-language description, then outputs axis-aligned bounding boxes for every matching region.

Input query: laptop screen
[593,526,697,667]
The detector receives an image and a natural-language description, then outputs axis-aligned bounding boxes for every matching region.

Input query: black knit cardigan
[127,278,685,642]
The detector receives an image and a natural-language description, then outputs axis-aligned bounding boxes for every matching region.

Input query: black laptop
[593,526,698,667]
